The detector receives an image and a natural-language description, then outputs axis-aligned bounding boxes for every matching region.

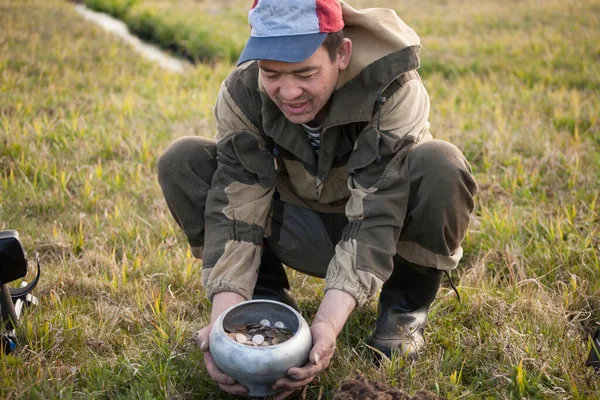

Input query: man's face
[258,43,350,126]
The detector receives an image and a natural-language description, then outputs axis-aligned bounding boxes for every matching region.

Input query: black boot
[368,256,443,360]
[252,245,299,311]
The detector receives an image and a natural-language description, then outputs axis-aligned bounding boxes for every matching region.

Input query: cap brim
[237,33,327,65]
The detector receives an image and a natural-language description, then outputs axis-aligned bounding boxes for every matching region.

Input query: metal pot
[209,299,312,397]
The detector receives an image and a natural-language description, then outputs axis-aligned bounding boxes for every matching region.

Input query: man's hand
[271,289,357,400]
[196,324,248,396]
[271,321,337,399]
[197,292,247,396]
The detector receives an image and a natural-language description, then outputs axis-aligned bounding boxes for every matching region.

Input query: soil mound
[332,373,443,400]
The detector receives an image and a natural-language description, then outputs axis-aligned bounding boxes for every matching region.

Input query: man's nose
[278,77,303,101]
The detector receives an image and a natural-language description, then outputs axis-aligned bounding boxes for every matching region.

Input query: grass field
[1,0,599,398]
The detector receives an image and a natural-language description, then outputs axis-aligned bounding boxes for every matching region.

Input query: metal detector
[587,326,600,373]
[0,230,41,354]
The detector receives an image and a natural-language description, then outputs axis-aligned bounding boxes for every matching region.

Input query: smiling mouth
[282,102,308,114]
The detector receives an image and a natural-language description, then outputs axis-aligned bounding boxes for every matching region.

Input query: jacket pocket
[231,132,276,188]
[347,127,380,174]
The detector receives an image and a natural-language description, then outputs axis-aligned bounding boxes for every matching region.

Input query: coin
[252,334,265,345]
[226,320,295,347]
[265,330,277,338]
[235,333,248,343]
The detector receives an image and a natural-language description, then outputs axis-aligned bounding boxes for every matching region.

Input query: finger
[286,359,328,381]
[196,329,210,351]
[274,365,319,391]
[310,349,321,365]
[203,352,236,386]
[218,382,249,396]
[274,389,295,400]
[309,341,334,365]
[273,375,315,391]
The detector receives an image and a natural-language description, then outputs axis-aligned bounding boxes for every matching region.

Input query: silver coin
[259,319,271,327]
[252,334,265,345]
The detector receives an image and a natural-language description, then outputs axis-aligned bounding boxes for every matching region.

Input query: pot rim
[214,299,307,349]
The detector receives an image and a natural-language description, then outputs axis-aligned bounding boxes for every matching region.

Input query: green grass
[1,0,600,398]
[83,0,248,62]
[84,0,137,19]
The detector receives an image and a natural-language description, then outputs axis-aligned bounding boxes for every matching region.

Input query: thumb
[312,351,321,365]
[309,331,335,365]
[310,340,326,365]
[196,328,211,352]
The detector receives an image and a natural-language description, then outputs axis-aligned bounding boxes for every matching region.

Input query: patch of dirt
[333,373,444,400]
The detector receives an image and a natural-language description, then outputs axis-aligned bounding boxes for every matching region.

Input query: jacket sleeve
[201,82,275,301]
[324,75,431,306]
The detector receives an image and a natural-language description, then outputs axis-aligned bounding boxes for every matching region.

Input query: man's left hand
[271,321,337,400]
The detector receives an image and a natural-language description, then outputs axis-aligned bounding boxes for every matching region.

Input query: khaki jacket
[202,2,432,306]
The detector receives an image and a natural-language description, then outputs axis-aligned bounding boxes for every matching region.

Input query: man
[157,0,478,397]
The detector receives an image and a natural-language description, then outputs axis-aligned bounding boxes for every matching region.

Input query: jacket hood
[336,1,421,89]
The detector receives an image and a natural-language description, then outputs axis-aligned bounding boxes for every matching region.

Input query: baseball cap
[237,0,344,66]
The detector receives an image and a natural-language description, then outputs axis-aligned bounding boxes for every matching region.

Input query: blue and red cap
[237,0,344,66]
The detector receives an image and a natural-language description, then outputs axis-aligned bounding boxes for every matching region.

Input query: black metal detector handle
[0,254,41,330]
[0,254,41,353]
[587,326,600,372]
[8,254,41,301]
[0,231,42,354]
[0,284,18,332]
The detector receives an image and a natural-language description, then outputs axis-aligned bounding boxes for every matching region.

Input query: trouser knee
[408,139,477,197]
[157,136,217,248]
[397,140,478,267]
[157,136,217,188]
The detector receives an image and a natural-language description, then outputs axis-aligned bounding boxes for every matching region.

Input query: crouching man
[157,0,478,398]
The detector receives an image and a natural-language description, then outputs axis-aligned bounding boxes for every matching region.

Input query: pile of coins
[224,319,294,347]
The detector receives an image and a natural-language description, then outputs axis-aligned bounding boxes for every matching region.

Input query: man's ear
[336,38,352,71]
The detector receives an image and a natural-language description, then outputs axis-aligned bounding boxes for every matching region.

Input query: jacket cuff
[325,239,384,307]
[201,240,262,302]
[325,277,370,307]
[202,273,254,301]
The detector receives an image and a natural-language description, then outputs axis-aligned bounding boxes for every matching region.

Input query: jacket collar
[325,45,420,129]
[258,45,420,176]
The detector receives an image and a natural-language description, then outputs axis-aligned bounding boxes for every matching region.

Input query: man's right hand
[196,324,249,396]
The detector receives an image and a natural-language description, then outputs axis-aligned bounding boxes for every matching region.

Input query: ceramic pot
[209,299,312,397]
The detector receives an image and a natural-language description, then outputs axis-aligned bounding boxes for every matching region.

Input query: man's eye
[297,74,313,80]
[265,74,280,80]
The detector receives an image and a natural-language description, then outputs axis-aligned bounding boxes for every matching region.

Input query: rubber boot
[368,256,443,360]
[252,245,299,311]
